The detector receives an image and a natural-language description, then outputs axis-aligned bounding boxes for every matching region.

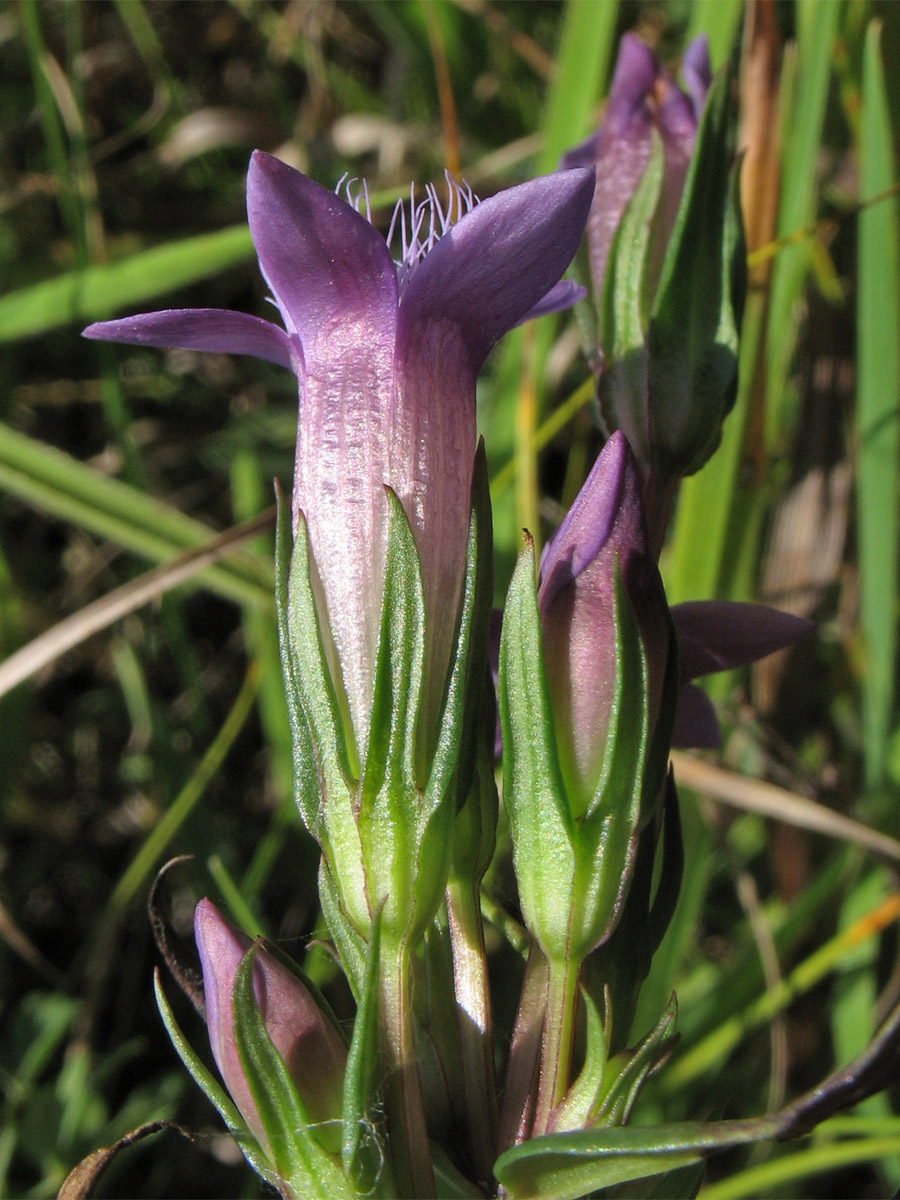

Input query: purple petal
[562,38,658,300]
[516,279,587,325]
[673,601,815,682]
[246,150,397,357]
[390,168,593,741]
[672,682,721,749]
[398,167,595,372]
[681,35,712,122]
[603,33,659,136]
[540,431,631,609]
[83,309,295,370]
[247,153,401,743]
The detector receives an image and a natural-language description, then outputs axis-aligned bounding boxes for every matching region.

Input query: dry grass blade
[0,507,276,699]
[671,750,900,863]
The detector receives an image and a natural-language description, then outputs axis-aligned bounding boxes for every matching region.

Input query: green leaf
[0,225,253,342]
[764,0,840,441]
[647,63,746,480]
[0,421,272,610]
[857,19,900,791]
[318,858,367,1003]
[597,131,665,466]
[536,0,618,175]
[494,1119,776,1200]
[551,989,608,1132]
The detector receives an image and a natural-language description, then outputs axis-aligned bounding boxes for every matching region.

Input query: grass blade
[857,20,900,791]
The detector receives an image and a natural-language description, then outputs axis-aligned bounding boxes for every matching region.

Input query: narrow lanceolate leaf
[857,20,900,791]
[341,908,391,1197]
[591,995,678,1126]
[278,494,369,937]
[499,538,575,961]
[0,421,272,609]
[426,442,493,814]
[231,947,352,1199]
[597,131,665,465]
[647,63,745,480]
[357,487,434,938]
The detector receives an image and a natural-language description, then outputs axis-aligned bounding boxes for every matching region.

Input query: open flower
[85,153,593,761]
[194,898,347,1154]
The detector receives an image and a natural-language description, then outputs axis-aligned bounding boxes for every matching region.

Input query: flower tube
[85,153,594,767]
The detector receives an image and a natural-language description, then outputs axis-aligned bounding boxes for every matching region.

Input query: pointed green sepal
[231,944,353,1198]
[341,906,391,1197]
[647,62,746,480]
[426,440,494,817]
[596,130,665,465]
[591,995,679,1127]
[275,484,357,824]
[357,486,435,939]
[277,488,369,936]
[360,486,424,815]
[499,537,576,959]
[568,560,650,956]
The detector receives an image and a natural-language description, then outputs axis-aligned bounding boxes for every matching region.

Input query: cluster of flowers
[86,33,812,1200]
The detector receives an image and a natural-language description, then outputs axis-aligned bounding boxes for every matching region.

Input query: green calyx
[498,539,652,965]
[275,446,493,953]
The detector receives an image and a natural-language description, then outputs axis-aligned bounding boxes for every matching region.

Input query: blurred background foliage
[1,0,900,1196]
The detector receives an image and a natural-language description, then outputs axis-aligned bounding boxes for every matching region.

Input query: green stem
[446,876,497,1186]
[380,936,435,1199]
[533,954,582,1135]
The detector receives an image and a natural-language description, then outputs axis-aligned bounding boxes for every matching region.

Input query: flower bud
[538,431,670,812]
[563,34,745,550]
[194,898,346,1153]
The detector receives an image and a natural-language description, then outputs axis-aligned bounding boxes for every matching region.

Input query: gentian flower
[85,152,594,762]
[561,34,745,555]
[534,434,814,777]
[194,898,347,1155]
[537,430,671,806]
[561,32,710,329]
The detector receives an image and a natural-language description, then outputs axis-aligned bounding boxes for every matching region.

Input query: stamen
[385,172,478,296]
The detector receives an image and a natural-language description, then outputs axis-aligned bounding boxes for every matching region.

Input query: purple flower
[538,431,670,803]
[85,153,594,758]
[532,432,815,783]
[561,33,711,316]
[194,898,346,1151]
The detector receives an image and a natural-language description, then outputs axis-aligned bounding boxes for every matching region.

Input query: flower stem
[533,954,582,1135]
[379,935,435,1199]
[446,875,497,1186]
